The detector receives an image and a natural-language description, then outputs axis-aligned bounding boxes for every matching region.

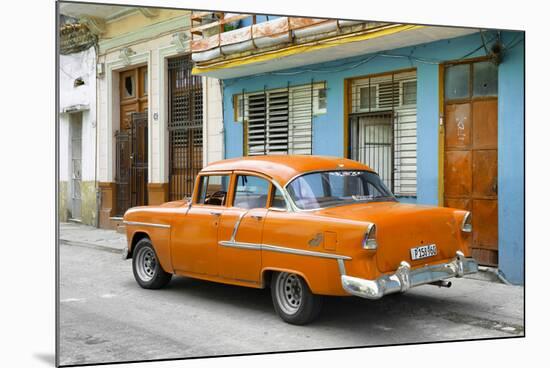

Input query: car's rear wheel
[271,272,322,325]
[132,238,171,289]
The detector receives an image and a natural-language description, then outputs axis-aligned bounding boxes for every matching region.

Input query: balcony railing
[190,12,388,64]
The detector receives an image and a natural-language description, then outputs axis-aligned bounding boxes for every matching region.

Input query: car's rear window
[286,170,396,210]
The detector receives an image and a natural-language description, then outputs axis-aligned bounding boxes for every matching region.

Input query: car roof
[200,155,374,186]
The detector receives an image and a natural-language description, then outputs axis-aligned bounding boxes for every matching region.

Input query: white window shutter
[246,93,267,155]
[350,71,418,196]
[244,83,317,156]
[289,85,313,155]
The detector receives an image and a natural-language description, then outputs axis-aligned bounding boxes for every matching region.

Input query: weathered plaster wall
[96,15,224,187]
[59,181,69,222]
[81,181,98,225]
[59,46,97,225]
[101,9,190,41]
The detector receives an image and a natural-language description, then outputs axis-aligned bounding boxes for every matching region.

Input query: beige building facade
[59,4,224,229]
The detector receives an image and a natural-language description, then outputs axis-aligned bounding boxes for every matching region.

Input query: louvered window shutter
[266,90,289,154]
[246,93,267,155]
[244,83,317,156]
[289,86,313,154]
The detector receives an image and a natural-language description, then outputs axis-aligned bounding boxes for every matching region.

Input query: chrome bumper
[341,251,478,300]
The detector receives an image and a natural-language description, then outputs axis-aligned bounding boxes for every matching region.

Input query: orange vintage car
[123,155,478,324]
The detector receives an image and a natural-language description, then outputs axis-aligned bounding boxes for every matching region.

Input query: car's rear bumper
[341,251,478,299]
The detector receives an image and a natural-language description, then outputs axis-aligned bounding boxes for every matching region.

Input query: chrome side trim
[261,244,351,260]
[269,179,295,212]
[218,240,351,260]
[219,240,262,250]
[123,221,171,229]
[230,210,249,242]
[337,258,347,275]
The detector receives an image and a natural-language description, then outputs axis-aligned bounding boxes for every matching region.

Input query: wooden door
[116,66,149,215]
[443,60,499,266]
[120,66,148,130]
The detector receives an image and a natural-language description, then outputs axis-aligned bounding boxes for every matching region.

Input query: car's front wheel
[132,238,172,289]
[271,272,322,325]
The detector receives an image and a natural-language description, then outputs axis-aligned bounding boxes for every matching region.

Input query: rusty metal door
[167,55,203,201]
[444,61,498,266]
[115,112,148,216]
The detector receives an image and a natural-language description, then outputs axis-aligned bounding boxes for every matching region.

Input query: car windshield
[286,170,396,210]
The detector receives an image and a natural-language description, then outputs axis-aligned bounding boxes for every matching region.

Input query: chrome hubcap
[136,246,157,282]
[276,273,303,315]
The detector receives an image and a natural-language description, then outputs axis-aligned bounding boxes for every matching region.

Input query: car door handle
[251,215,263,221]
[210,211,222,217]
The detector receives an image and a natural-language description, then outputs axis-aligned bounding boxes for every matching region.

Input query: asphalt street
[58,241,524,366]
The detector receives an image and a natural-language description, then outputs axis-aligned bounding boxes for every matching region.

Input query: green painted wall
[59,181,69,222]
[81,181,97,226]
[58,180,97,226]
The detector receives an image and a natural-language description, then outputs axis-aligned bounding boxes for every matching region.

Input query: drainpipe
[219,79,225,159]
[203,77,209,166]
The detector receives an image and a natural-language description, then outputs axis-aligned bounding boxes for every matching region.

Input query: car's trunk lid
[316,202,461,272]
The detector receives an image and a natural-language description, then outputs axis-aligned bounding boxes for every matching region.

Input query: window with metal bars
[349,70,417,197]
[237,82,326,156]
[167,55,203,201]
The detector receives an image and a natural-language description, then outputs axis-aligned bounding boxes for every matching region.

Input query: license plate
[410,244,437,260]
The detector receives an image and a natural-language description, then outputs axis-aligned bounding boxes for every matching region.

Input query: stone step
[109,217,126,234]
[116,224,126,234]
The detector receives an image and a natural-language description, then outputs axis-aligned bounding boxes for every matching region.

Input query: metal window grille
[243,82,324,156]
[350,70,417,196]
[168,55,203,201]
[115,112,149,216]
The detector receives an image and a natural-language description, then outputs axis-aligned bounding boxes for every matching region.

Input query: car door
[217,173,271,284]
[171,173,231,276]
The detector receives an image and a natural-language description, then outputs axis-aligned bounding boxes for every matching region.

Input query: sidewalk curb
[59,239,125,255]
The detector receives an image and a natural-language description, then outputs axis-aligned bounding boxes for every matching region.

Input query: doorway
[115,65,149,216]
[443,60,499,266]
[69,112,82,220]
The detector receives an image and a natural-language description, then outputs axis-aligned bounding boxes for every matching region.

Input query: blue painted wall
[497,32,525,284]
[221,31,525,283]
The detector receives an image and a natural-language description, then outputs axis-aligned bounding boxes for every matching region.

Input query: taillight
[461,212,472,233]
[362,223,378,250]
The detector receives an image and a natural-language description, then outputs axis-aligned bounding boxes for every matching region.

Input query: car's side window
[270,186,287,210]
[197,175,230,206]
[233,175,270,209]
